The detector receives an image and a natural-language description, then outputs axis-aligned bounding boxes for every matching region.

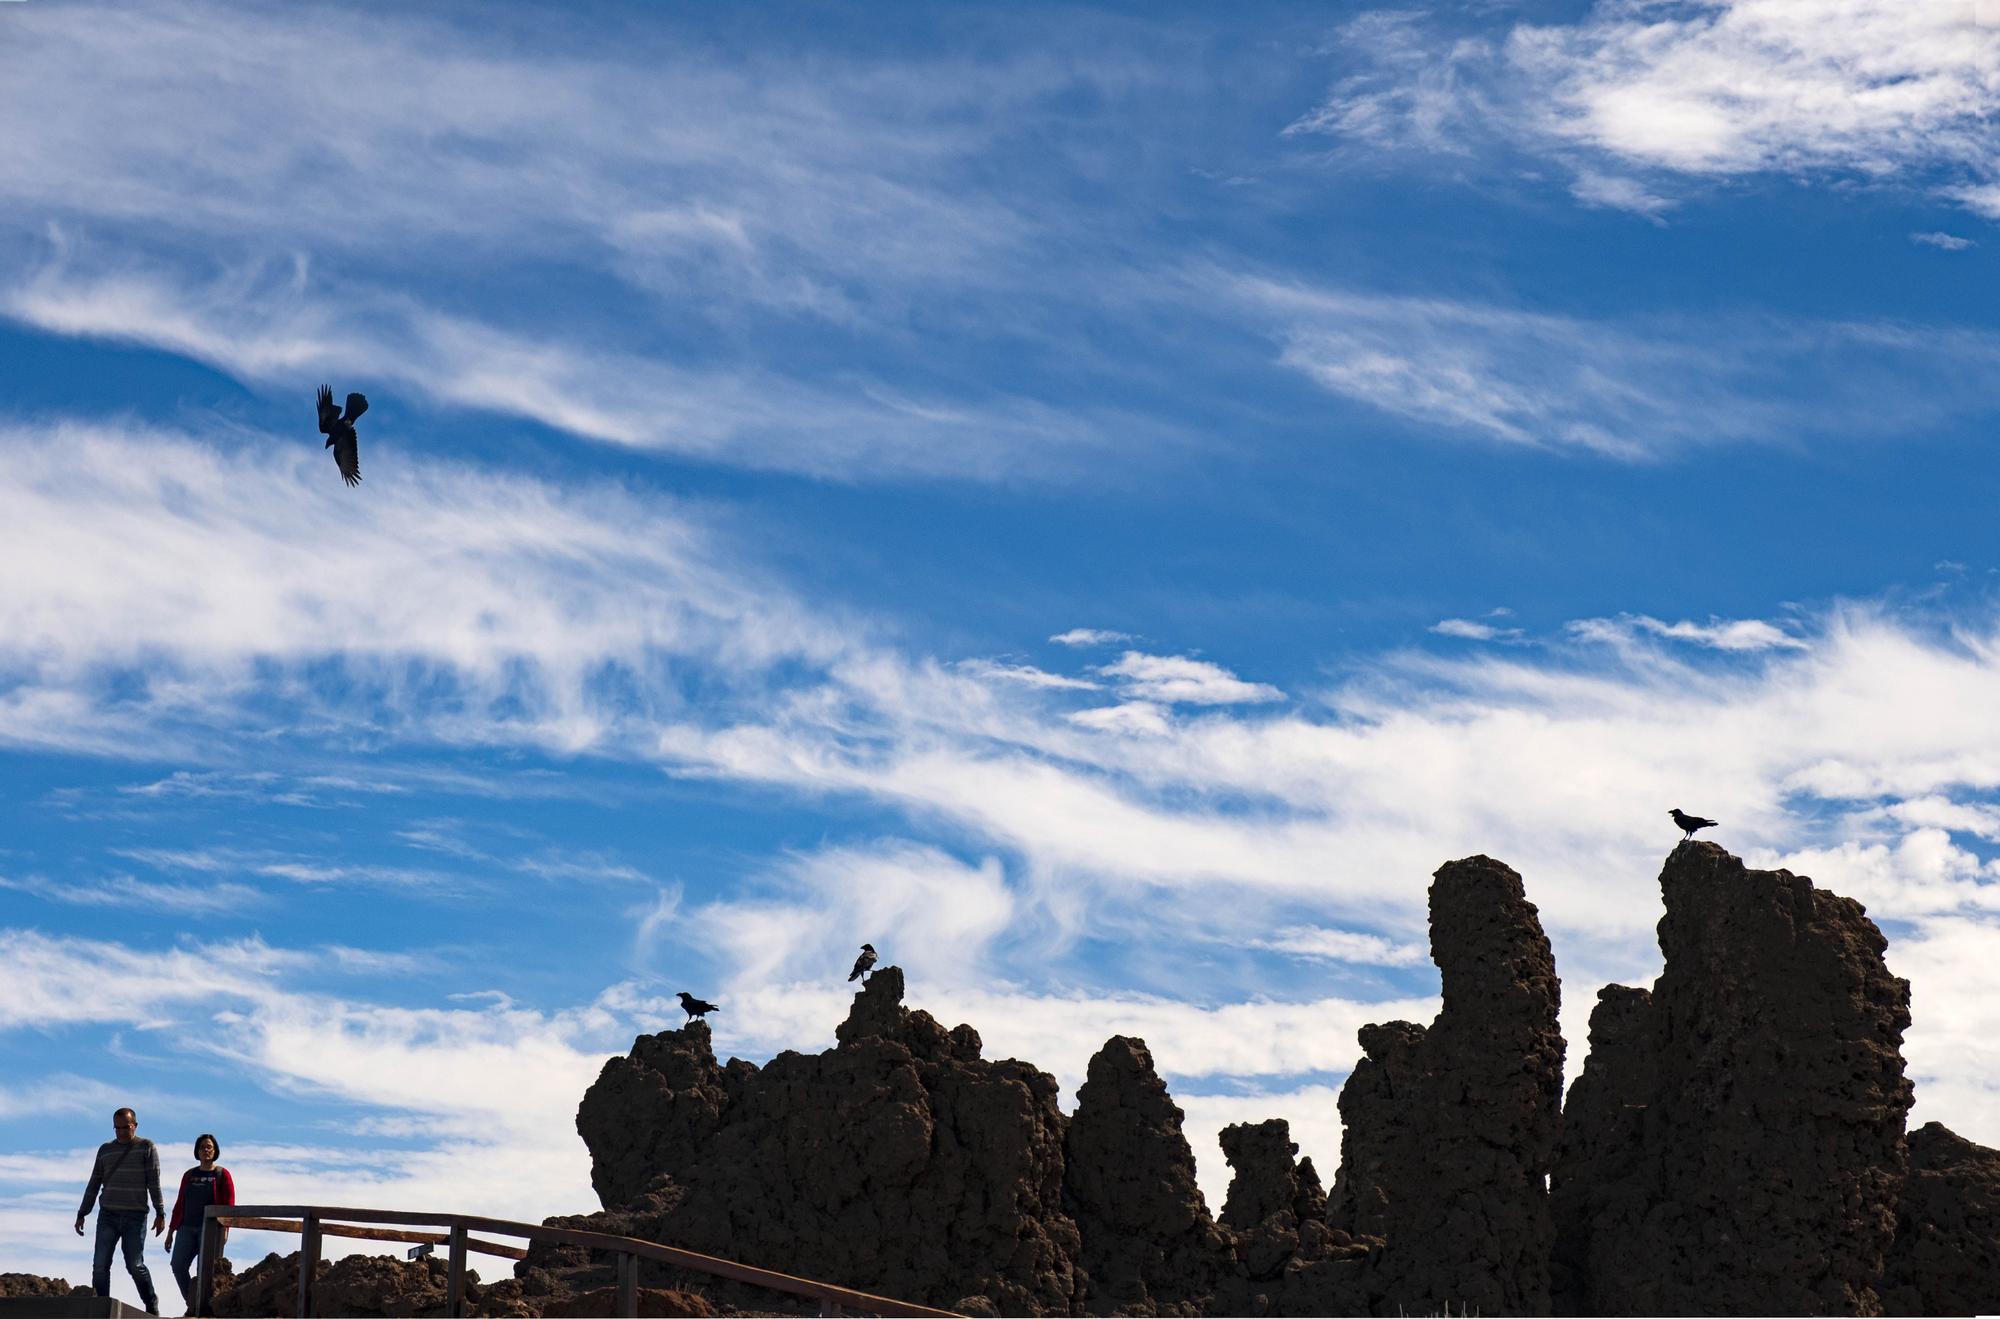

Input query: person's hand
[152,1213,165,1237]
[73,1218,85,1237]
[164,1230,175,1251]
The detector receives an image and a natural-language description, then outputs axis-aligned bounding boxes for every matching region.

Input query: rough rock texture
[1551,841,1914,1316]
[1879,1121,2000,1317]
[1548,985,1654,1315]
[1206,1119,1370,1317]
[538,1285,715,1317]
[1330,854,1564,1316]
[576,1021,734,1212]
[0,1274,87,1297]
[573,967,1081,1315]
[211,1251,526,1317]
[1061,1036,1223,1315]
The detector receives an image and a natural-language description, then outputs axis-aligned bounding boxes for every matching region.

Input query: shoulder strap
[105,1142,137,1180]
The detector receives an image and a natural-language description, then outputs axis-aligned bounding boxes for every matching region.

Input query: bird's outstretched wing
[343,392,369,424]
[332,434,361,487]
[316,384,341,436]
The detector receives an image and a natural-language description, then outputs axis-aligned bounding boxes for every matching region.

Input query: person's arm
[217,1166,235,1241]
[147,1143,164,1233]
[76,1147,105,1226]
[168,1168,190,1234]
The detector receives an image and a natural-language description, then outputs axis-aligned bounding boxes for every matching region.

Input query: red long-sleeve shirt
[168,1165,235,1233]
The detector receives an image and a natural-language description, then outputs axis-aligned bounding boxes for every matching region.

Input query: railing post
[446,1223,469,1317]
[297,1212,322,1319]
[194,1208,223,1317]
[615,1250,638,1317]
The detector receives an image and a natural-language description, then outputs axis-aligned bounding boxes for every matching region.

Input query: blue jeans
[92,1208,158,1310]
[170,1223,204,1307]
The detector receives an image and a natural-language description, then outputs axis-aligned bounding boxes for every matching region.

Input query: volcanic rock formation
[1327,854,1565,1316]
[1206,1118,1370,1317]
[1062,1036,1223,1315]
[573,967,1080,1315]
[550,842,1997,1318]
[1550,841,1916,1315]
[1879,1121,2000,1317]
[0,1274,86,1299]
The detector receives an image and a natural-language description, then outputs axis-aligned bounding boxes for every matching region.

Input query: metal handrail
[197,1203,961,1318]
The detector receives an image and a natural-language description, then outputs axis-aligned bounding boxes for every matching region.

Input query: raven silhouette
[847,943,877,982]
[677,991,719,1021]
[317,384,368,487]
[1670,808,1718,840]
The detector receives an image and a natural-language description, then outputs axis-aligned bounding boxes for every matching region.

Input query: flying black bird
[317,384,369,487]
[676,991,719,1021]
[1670,808,1718,840]
[847,943,877,982]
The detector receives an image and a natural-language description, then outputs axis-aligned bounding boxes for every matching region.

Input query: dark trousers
[92,1208,158,1310]
[170,1225,203,1306]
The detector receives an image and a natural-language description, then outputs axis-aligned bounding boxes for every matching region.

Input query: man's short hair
[113,1108,136,1125]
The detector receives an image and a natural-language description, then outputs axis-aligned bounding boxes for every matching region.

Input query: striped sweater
[78,1138,164,1217]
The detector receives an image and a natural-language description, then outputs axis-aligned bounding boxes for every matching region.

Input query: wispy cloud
[1430,618,1522,642]
[5,250,1113,483]
[1912,231,1976,251]
[1292,3,2000,216]
[958,659,1101,691]
[1097,651,1283,705]
[1568,613,1808,653]
[1050,628,1135,648]
[1254,925,1429,967]
[1228,272,2000,457]
[1569,169,1676,220]
[0,872,264,915]
[0,2,1196,486]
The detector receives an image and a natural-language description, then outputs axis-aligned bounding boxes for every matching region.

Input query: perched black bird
[1670,808,1718,840]
[317,384,368,487]
[847,943,877,982]
[676,991,719,1021]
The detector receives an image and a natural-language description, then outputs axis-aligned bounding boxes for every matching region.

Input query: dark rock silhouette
[1062,1035,1223,1315]
[573,967,1081,1314]
[0,1274,87,1298]
[1548,985,1655,1314]
[1880,1120,2000,1316]
[543,842,1996,1318]
[210,1250,548,1317]
[1329,854,1564,1316]
[576,1020,731,1210]
[1551,841,1915,1315]
[1207,1118,1370,1317]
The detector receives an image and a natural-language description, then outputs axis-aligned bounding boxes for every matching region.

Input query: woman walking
[164,1134,234,1315]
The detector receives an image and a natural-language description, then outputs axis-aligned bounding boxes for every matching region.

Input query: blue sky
[7,0,2000,1295]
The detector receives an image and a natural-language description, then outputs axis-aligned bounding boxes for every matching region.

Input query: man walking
[74,1107,164,1315]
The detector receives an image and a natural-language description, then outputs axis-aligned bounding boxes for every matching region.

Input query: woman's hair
[193,1133,220,1160]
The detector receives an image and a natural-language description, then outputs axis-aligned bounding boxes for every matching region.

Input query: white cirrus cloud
[958,659,1101,691]
[1049,628,1136,648]
[1568,613,1807,652]
[1912,230,1976,251]
[1293,3,2000,216]
[1227,271,2000,457]
[1254,926,1429,967]
[1067,700,1174,736]
[1430,618,1523,642]
[1097,651,1284,705]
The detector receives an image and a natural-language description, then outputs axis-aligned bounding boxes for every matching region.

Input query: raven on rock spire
[1670,807,1718,840]
[317,384,368,487]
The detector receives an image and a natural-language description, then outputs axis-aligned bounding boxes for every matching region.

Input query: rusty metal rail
[197,1204,960,1318]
